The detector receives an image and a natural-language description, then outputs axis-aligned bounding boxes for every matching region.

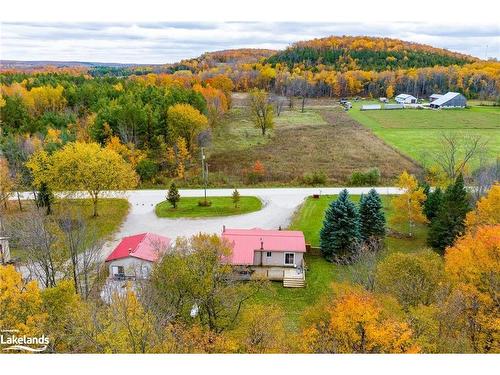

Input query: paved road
[15,187,403,261]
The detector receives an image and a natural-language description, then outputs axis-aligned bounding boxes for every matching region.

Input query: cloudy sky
[1,21,499,64]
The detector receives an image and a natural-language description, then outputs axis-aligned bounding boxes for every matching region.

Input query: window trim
[266,251,272,257]
[284,252,295,266]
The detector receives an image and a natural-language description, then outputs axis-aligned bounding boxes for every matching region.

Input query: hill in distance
[266,36,478,71]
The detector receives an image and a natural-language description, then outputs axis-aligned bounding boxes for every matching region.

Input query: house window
[112,265,125,277]
[266,251,272,257]
[284,253,295,265]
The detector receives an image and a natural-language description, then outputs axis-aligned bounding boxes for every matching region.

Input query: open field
[250,194,428,332]
[5,198,130,260]
[208,106,422,185]
[155,196,262,218]
[348,101,500,167]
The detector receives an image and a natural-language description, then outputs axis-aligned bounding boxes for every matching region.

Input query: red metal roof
[221,228,306,265]
[105,233,171,262]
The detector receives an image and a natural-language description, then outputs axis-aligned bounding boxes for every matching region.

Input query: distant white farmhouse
[395,94,417,104]
[430,92,467,109]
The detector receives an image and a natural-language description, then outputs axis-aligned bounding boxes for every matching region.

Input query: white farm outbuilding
[430,92,467,109]
[395,94,417,104]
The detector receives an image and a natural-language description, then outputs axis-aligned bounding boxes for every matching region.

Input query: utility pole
[201,147,208,204]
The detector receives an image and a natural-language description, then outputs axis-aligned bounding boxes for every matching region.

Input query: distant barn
[429,93,443,101]
[430,92,467,109]
[395,94,417,104]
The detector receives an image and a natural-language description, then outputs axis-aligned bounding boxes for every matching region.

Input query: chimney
[128,247,133,254]
[222,225,226,233]
[260,238,264,250]
[278,226,282,231]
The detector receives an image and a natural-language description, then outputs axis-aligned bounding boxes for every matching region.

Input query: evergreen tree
[359,189,386,243]
[232,188,240,208]
[320,189,360,263]
[167,182,180,208]
[37,182,54,215]
[423,186,443,221]
[428,174,470,254]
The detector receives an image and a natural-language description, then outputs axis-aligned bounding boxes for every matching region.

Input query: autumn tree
[28,142,138,217]
[320,189,360,263]
[428,174,470,253]
[150,234,263,333]
[385,84,395,99]
[375,250,444,309]
[444,225,500,352]
[390,171,427,237]
[167,103,208,152]
[0,158,13,209]
[249,89,274,136]
[167,182,180,208]
[300,283,418,353]
[465,184,500,230]
[0,265,47,337]
[235,304,287,353]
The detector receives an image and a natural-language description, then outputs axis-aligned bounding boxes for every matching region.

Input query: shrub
[136,159,158,182]
[198,200,212,207]
[302,171,327,185]
[349,168,381,186]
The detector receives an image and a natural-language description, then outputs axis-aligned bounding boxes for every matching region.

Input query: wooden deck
[251,266,305,288]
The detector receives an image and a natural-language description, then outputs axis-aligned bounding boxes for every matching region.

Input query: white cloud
[1,22,499,64]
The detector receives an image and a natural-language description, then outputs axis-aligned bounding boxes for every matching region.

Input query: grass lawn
[250,194,428,332]
[209,106,421,185]
[348,101,500,166]
[7,198,130,260]
[155,196,262,218]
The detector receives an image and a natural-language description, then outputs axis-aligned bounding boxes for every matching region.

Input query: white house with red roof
[105,232,171,279]
[221,227,307,287]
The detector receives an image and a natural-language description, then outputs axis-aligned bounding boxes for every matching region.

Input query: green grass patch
[348,101,500,166]
[250,194,428,332]
[155,196,262,218]
[274,108,328,127]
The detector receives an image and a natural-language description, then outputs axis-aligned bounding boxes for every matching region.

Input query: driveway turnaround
[15,187,403,261]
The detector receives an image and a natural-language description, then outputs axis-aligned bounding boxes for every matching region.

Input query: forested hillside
[266,36,476,70]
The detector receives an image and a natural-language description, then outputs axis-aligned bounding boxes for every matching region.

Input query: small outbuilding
[361,104,381,111]
[430,92,467,109]
[105,232,171,280]
[395,94,417,104]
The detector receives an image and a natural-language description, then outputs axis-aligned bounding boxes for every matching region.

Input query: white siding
[107,257,154,279]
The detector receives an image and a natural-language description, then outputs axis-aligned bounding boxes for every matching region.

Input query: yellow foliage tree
[0,265,47,337]
[300,283,419,353]
[167,103,208,152]
[465,184,500,230]
[27,142,138,216]
[105,135,146,168]
[391,171,428,236]
[443,225,499,352]
[0,158,14,209]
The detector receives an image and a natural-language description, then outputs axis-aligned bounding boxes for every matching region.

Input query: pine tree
[232,188,240,208]
[359,189,386,243]
[37,181,54,215]
[320,189,360,263]
[428,174,470,254]
[423,186,443,221]
[167,182,180,208]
